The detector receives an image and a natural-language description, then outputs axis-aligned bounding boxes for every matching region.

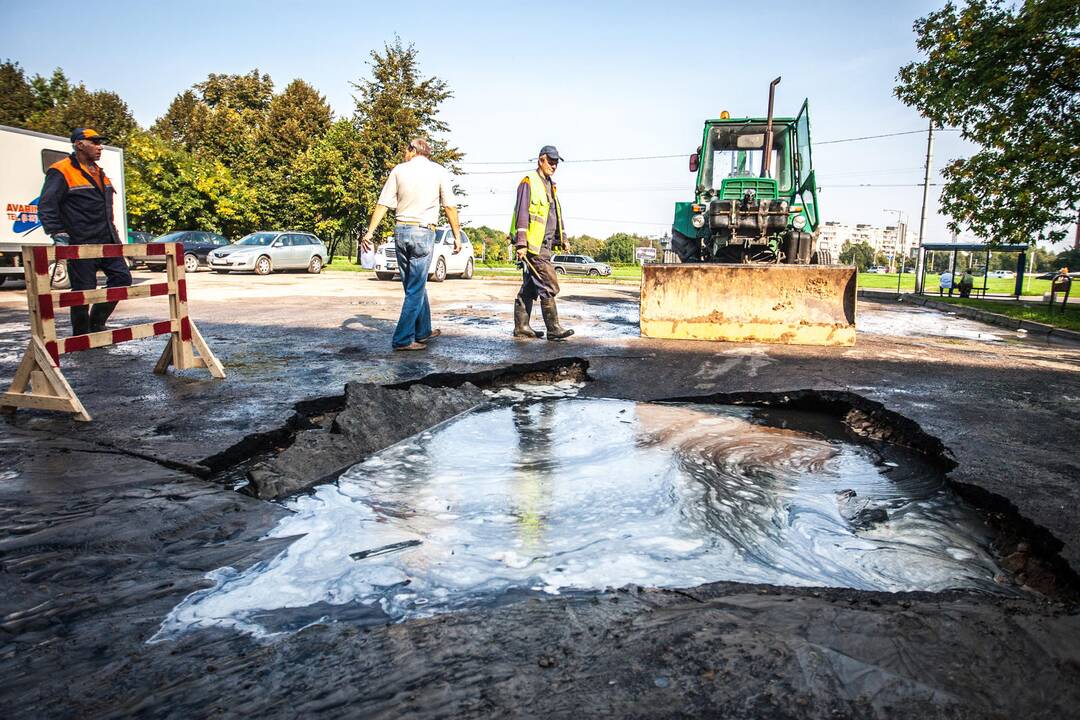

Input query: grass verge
[934,296,1080,332]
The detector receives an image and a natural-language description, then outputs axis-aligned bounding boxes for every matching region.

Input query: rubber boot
[89,301,118,333]
[512,297,544,338]
[70,305,91,336]
[540,298,574,341]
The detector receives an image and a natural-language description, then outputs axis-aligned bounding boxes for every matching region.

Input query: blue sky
[3,0,1017,246]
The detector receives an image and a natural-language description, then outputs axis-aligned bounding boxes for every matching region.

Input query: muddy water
[155,398,1010,640]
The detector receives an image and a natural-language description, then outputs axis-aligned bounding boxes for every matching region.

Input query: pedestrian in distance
[939,268,954,297]
[38,128,132,336]
[510,146,573,341]
[958,268,975,298]
[360,138,461,351]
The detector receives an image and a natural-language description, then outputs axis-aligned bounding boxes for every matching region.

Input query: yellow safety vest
[509,170,564,254]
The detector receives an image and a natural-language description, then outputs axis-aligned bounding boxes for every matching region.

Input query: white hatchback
[373,227,475,282]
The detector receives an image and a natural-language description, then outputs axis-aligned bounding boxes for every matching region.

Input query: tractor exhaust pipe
[762,76,781,178]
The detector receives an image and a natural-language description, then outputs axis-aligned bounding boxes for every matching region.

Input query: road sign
[635,247,657,260]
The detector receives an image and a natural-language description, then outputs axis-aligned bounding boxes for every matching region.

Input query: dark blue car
[147,231,232,273]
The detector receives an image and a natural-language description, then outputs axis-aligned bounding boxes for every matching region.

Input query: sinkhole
[156,395,1018,640]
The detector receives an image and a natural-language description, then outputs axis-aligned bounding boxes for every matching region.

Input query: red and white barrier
[1,241,224,422]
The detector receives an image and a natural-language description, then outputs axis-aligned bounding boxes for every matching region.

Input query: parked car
[208,231,327,275]
[987,270,1015,279]
[373,227,474,282]
[147,231,232,273]
[126,230,155,269]
[552,254,612,276]
[865,266,889,274]
[1036,270,1074,280]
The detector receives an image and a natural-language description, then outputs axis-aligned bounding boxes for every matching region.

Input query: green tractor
[640,78,856,347]
[672,77,827,265]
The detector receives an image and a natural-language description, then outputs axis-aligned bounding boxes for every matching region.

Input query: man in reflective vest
[38,128,131,336]
[509,145,573,341]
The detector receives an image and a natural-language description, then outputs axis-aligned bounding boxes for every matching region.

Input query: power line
[459,129,961,166]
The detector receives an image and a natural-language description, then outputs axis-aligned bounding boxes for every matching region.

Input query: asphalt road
[1,268,1079,719]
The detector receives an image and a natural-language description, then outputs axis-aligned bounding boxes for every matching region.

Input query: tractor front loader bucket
[639,264,857,346]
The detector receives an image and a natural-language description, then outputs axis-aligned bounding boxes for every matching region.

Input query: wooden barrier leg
[189,321,226,379]
[0,338,91,422]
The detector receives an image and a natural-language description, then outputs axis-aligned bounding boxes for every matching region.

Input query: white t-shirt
[940,271,953,288]
[376,156,455,226]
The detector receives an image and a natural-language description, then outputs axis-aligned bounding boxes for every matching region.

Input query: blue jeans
[392,225,435,348]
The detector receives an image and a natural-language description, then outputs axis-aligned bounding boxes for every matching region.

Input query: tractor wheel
[671,228,702,263]
[811,249,832,265]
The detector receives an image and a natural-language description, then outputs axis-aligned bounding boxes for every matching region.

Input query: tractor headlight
[792,215,807,230]
[691,213,706,229]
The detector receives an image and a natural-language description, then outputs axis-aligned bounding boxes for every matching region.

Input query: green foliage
[125,131,259,238]
[568,234,605,259]
[465,225,511,263]
[0,60,35,126]
[840,241,876,271]
[1053,247,1080,271]
[29,85,138,146]
[895,0,1080,245]
[353,37,462,180]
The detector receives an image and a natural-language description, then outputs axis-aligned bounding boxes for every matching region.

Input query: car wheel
[588,268,600,276]
[375,272,394,281]
[214,269,230,274]
[554,266,565,274]
[184,253,199,274]
[462,258,474,279]
[254,255,272,276]
[430,258,447,283]
[49,261,70,289]
[307,255,323,274]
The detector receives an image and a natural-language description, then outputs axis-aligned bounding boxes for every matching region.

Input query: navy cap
[70,127,107,143]
[539,145,565,161]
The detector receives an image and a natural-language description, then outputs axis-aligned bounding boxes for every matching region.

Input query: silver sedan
[208,231,328,275]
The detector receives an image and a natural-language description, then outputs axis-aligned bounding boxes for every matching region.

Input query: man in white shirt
[361,138,461,351]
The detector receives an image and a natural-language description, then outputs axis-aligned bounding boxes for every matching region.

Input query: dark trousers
[67,244,131,335]
[517,253,560,303]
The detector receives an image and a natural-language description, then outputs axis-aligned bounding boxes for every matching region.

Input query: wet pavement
[2,270,1080,718]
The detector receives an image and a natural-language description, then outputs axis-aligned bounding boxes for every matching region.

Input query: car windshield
[236,233,279,246]
[153,231,186,242]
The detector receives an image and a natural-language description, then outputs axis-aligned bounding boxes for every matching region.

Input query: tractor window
[700,124,793,194]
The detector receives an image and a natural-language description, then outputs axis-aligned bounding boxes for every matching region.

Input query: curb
[877,293,1080,344]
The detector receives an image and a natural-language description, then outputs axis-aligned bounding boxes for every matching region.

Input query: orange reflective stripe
[49,157,111,191]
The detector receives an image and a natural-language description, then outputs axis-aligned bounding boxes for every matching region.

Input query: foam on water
[154,398,1009,640]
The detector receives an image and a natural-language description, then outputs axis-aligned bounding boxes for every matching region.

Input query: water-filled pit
[156,396,1016,640]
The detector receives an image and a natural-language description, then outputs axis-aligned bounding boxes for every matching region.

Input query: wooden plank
[154,336,174,375]
[189,321,226,379]
[52,242,178,261]
[59,320,177,354]
[52,282,169,307]
[6,342,35,395]
[0,391,82,412]
[31,337,90,421]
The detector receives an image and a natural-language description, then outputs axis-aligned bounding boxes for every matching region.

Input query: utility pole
[885,209,906,295]
[913,119,935,294]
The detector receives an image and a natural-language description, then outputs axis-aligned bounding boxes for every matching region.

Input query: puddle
[858,305,1008,342]
[442,301,639,339]
[155,398,1012,640]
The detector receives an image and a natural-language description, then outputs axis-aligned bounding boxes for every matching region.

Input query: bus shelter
[916,242,1030,297]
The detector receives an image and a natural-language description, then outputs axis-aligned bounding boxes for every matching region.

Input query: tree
[29,85,138,146]
[0,60,35,126]
[352,38,463,195]
[896,0,1080,245]
[1054,247,1080,270]
[600,233,639,264]
[125,131,259,238]
[840,241,876,271]
[290,119,372,258]
[568,234,605,260]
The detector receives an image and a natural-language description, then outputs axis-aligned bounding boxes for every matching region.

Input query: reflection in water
[155,399,1010,640]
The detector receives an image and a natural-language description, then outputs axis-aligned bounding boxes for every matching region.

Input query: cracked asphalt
[2,268,1079,719]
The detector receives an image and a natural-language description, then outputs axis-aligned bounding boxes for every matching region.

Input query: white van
[373,226,475,282]
[0,125,127,289]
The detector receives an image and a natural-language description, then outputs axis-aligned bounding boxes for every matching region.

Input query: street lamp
[884,209,907,296]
